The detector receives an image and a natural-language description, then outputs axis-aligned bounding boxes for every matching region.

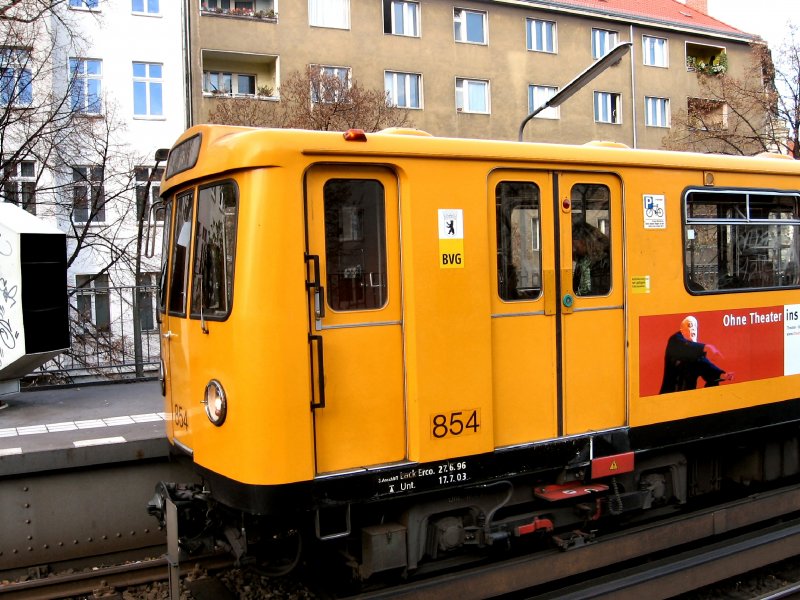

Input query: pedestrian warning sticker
[439,209,464,269]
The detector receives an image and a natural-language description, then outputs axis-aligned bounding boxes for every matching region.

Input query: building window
[592,28,618,59]
[528,85,559,119]
[203,71,256,96]
[309,0,349,29]
[385,71,421,109]
[454,8,486,44]
[645,96,670,127]
[132,0,159,14]
[526,19,556,53]
[69,58,102,114]
[76,274,111,333]
[69,0,99,8]
[311,65,350,103]
[133,62,163,117]
[383,0,419,37]
[456,78,489,114]
[2,159,36,214]
[73,166,104,223]
[0,49,32,107]
[688,97,727,130]
[594,91,621,124]
[684,191,800,292]
[135,166,165,222]
[137,272,159,331]
[643,35,668,67]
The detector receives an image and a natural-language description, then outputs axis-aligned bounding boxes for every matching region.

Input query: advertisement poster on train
[639,305,800,397]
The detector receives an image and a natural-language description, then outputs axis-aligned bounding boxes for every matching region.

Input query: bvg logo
[442,253,462,266]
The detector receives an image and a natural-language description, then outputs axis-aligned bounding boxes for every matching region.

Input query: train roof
[160,124,800,196]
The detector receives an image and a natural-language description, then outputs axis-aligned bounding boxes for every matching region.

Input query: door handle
[163,330,177,339]
[309,334,326,410]
[305,253,326,319]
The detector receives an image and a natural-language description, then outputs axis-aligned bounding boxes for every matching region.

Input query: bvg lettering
[442,253,462,265]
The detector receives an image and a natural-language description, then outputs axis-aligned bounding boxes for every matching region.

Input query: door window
[496,181,542,300]
[323,179,387,311]
[571,184,611,296]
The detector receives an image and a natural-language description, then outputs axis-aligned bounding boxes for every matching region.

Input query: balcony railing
[200,7,277,21]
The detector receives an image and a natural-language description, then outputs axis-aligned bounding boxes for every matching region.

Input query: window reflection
[323,179,387,311]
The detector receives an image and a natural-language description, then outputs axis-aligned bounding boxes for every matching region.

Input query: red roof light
[343,129,367,142]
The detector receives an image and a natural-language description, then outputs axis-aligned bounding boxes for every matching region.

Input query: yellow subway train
[149,125,800,578]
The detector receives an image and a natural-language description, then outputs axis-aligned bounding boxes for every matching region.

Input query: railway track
[352,483,800,600]
[4,454,800,599]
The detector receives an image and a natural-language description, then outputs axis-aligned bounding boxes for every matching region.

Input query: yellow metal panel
[306,166,406,474]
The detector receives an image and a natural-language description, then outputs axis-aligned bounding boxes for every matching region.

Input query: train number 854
[431,410,480,439]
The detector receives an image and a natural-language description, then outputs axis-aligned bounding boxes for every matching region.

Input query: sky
[706,0,796,47]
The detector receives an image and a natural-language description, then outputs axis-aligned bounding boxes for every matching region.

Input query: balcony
[200,1,277,22]
[201,50,279,101]
[686,42,727,76]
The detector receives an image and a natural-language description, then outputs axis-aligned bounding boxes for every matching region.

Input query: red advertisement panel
[639,307,785,397]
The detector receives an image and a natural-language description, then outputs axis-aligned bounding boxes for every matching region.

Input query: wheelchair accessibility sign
[643,194,666,229]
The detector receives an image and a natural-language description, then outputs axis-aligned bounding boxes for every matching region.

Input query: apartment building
[0,0,188,375]
[189,0,758,148]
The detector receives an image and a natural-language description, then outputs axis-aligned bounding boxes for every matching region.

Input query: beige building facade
[187,0,758,148]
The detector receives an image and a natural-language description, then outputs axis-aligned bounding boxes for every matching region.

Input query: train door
[161,190,195,448]
[558,173,626,435]
[305,165,406,474]
[490,171,559,446]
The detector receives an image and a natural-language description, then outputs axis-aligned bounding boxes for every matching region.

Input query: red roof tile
[525,0,752,39]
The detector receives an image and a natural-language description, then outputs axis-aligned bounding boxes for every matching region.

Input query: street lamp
[518,42,633,142]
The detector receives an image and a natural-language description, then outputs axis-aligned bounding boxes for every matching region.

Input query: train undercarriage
[147,424,800,582]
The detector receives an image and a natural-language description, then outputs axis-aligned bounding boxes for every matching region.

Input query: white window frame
[69,0,100,10]
[72,165,105,223]
[528,85,559,119]
[453,8,487,45]
[309,0,350,29]
[385,71,422,109]
[75,273,111,334]
[643,35,668,67]
[526,18,556,53]
[594,91,621,124]
[133,62,163,118]
[0,49,32,107]
[311,65,351,103]
[69,58,103,115]
[386,0,419,37]
[203,70,257,96]
[132,0,160,14]
[2,159,36,214]
[455,78,489,114]
[645,96,670,128]
[592,28,618,59]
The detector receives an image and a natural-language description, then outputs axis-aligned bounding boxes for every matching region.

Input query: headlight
[202,379,227,426]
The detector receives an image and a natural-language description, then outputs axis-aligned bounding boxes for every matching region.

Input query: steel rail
[0,554,232,600]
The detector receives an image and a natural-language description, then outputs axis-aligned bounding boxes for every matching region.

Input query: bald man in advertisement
[659,315,733,394]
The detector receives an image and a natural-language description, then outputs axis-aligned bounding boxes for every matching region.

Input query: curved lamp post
[518,42,633,142]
